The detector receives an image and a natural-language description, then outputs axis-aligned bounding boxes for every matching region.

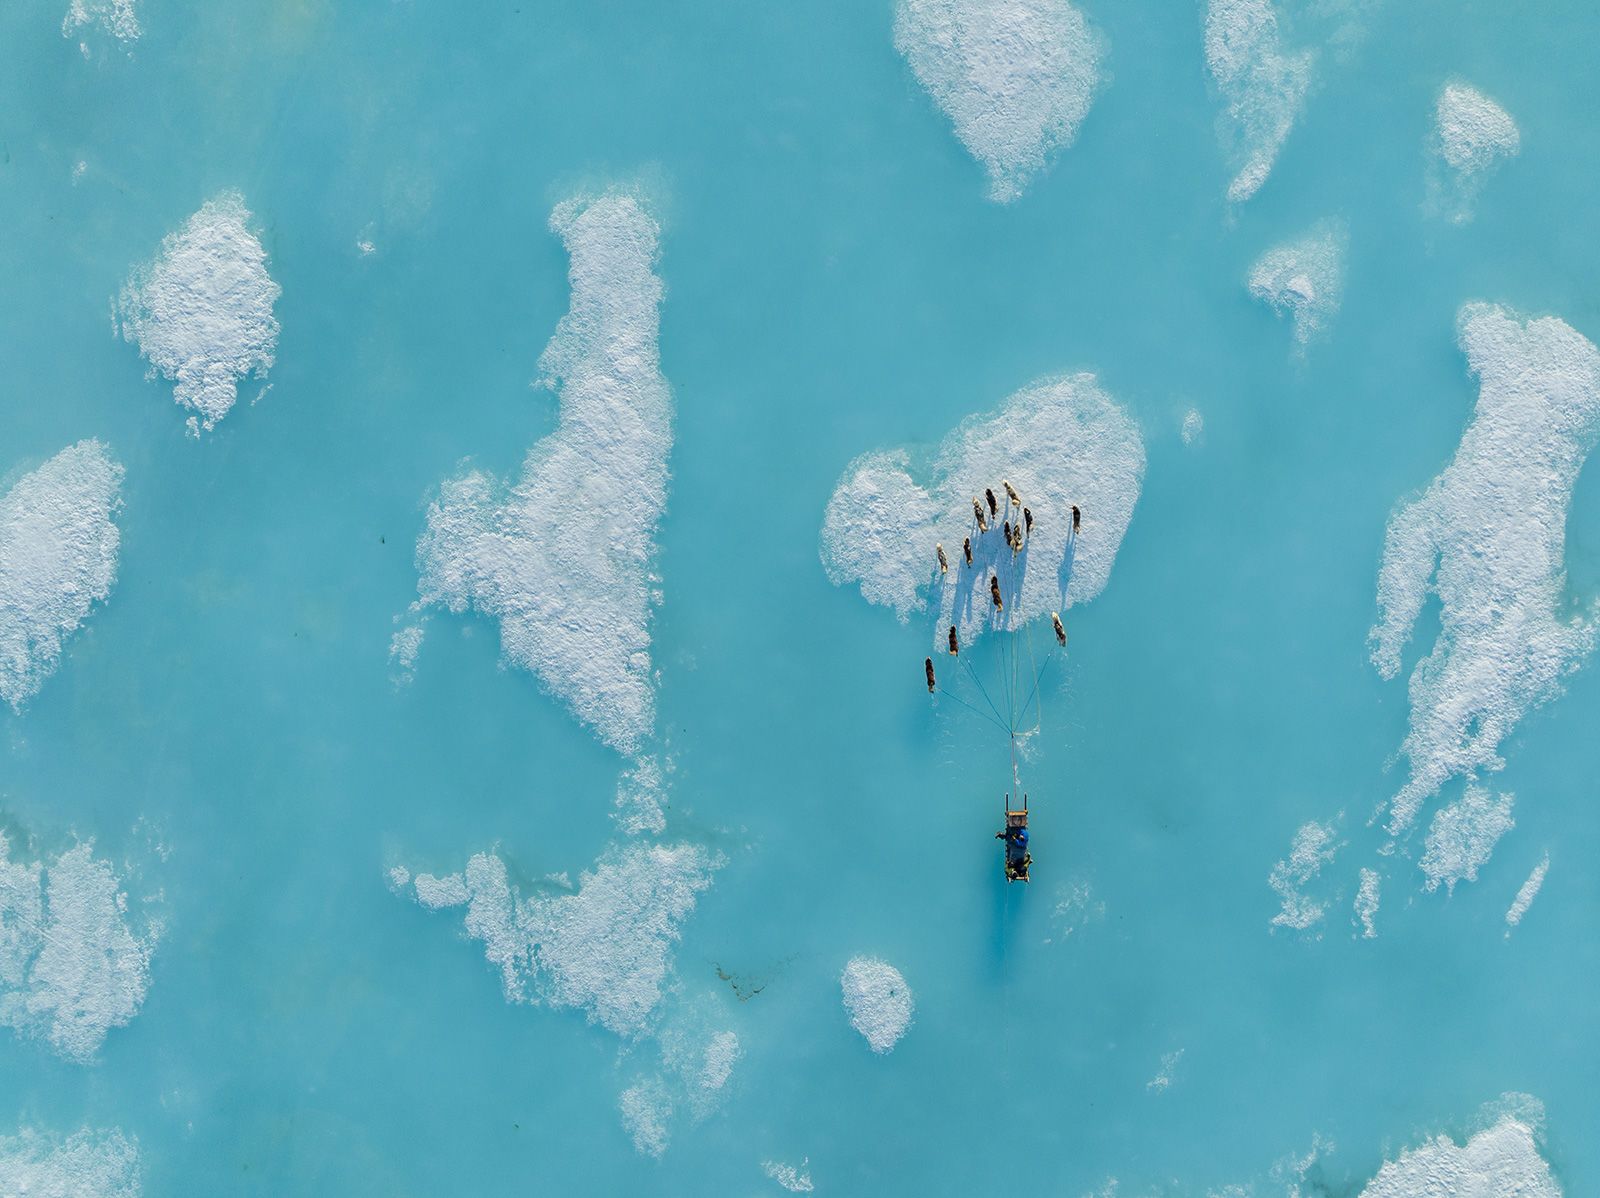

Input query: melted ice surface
[116,191,280,434]
[0,441,123,711]
[1204,0,1314,202]
[1358,1110,1559,1198]
[0,836,158,1063]
[0,1126,140,1198]
[840,956,914,1053]
[402,838,720,1038]
[894,0,1104,203]
[820,374,1144,649]
[1419,785,1514,894]
[1247,220,1346,347]
[409,191,670,755]
[1370,303,1600,833]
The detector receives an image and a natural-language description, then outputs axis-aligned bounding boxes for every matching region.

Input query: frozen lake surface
[1,0,1597,1193]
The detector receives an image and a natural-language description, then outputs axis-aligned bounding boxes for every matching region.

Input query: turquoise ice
[1,0,1597,1194]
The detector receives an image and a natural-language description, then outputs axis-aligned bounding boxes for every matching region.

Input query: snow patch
[697,1028,741,1096]
[1504,854,1548,935]
[388,621,424,682]
[1204,0,1314,202]
[1147,1048,1184,1092]
[820,373,1144,650]
[0,441,123,711]
[1354,867,1379,938]
[409,190,670,755]
[1419,786,1514,894]
[401,839,721,1038]
[618,1018,740,1156]
[894,0,1105,203]
[764,1158,815,1192]
[1429,82,1519,224]
[613,756,668,837]
[1206,1099,1555,1198]
[0,835,159,1063]
[841,955,914,1053]
[1436,84,1521,175]
[0,1126,140,1198]
[411,870,471,910]
[1181,407,1205,445]
[1370,304,1600,833]
[618,1077,671,1157]
[62,0,139,43]
[1358,1102,1558,1198]
[1268,819,1340,931]
[1247,220,1346,347]
[116,191,280,434]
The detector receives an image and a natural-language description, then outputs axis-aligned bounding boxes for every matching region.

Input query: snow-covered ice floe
[1504,853,1548,935]
[1371,303,1600,835]
[402,189,670,755]
[1202,1095,1559,1197]
[0,441,123,711]
[1428,82,1520,224]
[1357,1097,1559,1198]
[612,755,669,837]
[821,373,1144,651]
[401,837,721,1039]
[1353,866,1379,938]
[0,834,160,1063]
[1204,0,1313,202]
[841,955,914,1053]
[116,191,280,435]
[764,1158,815,1192]
[63,0,140,44]
[894,0,1105,202]
[1419,785,1514,894]
[1267,818,1340,932]
[618,1018,740,1157]
[1247,220,1346,348]
[0,1126,140,1198]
